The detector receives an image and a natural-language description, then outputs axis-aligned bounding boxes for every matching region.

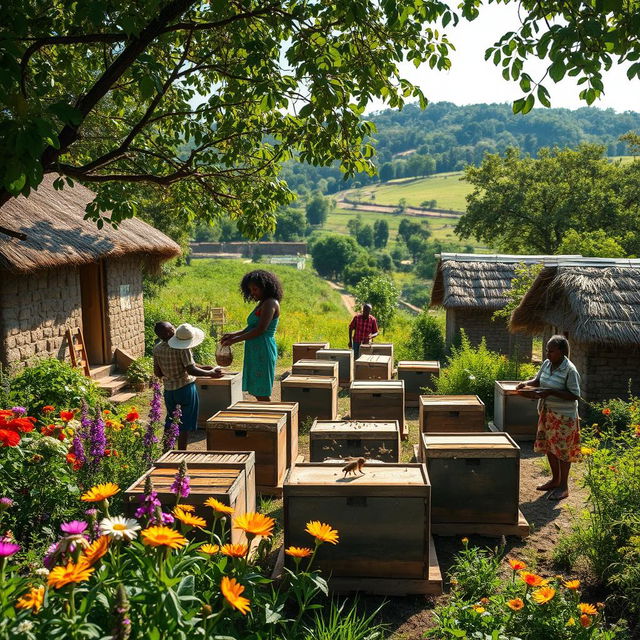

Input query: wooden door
[79,262,108,365]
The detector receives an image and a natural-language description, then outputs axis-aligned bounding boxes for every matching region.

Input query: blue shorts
[164,382,199,432]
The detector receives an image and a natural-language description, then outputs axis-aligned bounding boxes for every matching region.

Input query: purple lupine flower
[161,512,175,525]
[79,401,92,438]
[43,542,59,569]
[71,435,86,467]
[0,541,20,557]
[89,407,107,469]
[0,497,13,512]
[143,381,162,465]
[169,461,190,499]
[11,406,26,416]
[163,404,181,452]
[85,508,100,539]
[60,520,88,535]
[134,491,161,520]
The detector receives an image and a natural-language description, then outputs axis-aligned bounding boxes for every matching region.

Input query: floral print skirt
[534,408,581,463]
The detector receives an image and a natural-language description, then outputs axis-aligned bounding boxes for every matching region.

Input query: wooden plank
[431,511,530,538]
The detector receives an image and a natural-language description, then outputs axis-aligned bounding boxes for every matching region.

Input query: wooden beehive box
[493,381,539,440]
[421,432,520,525]
[419,395,485,434]
[309,420,400,463]
[196,372,243,427]
[292,342,329,364]
[354,354,393,381]
[316,348,354,385]
[358,343,394,359]
[284,463,431,584]
[350,380,406,439]
[206,411,287,495]
[227,401,299,469]
[398,361,440,405]
[124,452,255,544]
[292,359,339,380]
[281,375,338,423]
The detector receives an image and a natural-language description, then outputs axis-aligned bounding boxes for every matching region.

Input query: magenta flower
[170,461,190,499]
[11,406,26,416]
[161,512,175,525]
[61,520,88,535]
[0,541,20,557]
[0,497,13,512]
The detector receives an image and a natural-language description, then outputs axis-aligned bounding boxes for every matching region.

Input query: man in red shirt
[348,303,379,358]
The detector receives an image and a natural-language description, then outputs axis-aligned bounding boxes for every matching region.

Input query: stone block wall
[104,257,145,358]
[0,266,82,369]
[446,308,533,360]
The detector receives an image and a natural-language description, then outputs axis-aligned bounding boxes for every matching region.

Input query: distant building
[511,258,640,402]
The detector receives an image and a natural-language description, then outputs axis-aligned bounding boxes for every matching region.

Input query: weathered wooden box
[284,463,431,580]
[419,395,485,433]
[292,359,339,379]
[359,343,394,359]
[421,432,520,525]
[124,451,256,544]
[398,361,440,405]
[309,420,400,462]
[196,372,243,427]
[206,411,287,494]
[292,342,330,364]
[493,381,539,439]
[350,380,406,439]
[281,375,338,423]
[227,400,299,469]
[316,348,354,385]
[355,354,393,381]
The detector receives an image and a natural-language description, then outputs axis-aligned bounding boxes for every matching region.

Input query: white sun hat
[168,323,205,349]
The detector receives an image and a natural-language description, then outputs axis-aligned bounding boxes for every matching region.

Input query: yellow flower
[305,520,339,545]
[173,507,207,529]
[507,598,524,611]
[16,586,45,612]
[508,558,527,571]
[221,576,250,615]
[472,605,485,613]
[81,482,120,502]
[220,543,248,558]
[48,560,94,589]
[578,603,598,615]
[461,537,469,544]
[532,587,556,604]
[177,504,195,512]
[285,546,313,558]
[199,543,220,555]
[204,497,234,515]
[141,526,187,550]
[564,579,580,590]
[233,512,275,538]
[82,536,110,566]
[580,614,592,628]
[581,446,595,456]
[567,617,576,626]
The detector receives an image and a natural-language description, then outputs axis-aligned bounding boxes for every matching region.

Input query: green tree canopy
[354,275,399,331]
[274,208,307,242]
[305,194,330,226]
[557,229,627,258]
[356,223,374,248]
[373,219,389,248]
[310,234,361,280]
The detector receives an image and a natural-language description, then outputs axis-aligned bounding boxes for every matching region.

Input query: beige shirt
[153,341,196,391]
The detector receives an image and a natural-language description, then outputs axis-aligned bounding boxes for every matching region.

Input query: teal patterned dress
[242,308,279,397]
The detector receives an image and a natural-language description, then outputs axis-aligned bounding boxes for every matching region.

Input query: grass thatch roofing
[511,261,640,346]
[0,175,181,273]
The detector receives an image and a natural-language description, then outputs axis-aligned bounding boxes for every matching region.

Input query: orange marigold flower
[519,572,548,587]
[66,452,83,471]
[81,482,120,502]
[59,410,75,422]
[479,597,490,604]
[42,405,55,413]
[82,536,110,566]
[578,603,598,616]
[508,558,527,571]
[141,526,187,550]
[532,587,556,604]
[48,560,94,589]
[125,410,140,422]
[178,504,195,512]
[199,543,220,555]
[285,546,313,558]
[507,598,525,611]
[16,585,45,612]
[580,614,593,628]
[305,520,339,545]
[221,576,250,615]
[173,507,206,529]
[564,579,581,590]
[233,512,275,538]
[602,408,611,416]
[220,543,248,558]
[204,497,234,515]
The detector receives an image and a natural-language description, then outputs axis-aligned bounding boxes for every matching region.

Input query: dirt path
[326,280,357,314]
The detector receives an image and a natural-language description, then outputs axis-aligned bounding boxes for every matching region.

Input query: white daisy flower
[100,516,141,541]
[34,567,50,577]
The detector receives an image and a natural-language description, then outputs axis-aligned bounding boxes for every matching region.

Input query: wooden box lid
[421,432,519,458]
[206,410,287,431]
[196,372,242,386]
[285,463,430,496]
[317,349,353,357]
[398,360,440,371]
[310,420,399,438]
[350,380,404,393]
[282,375,337,389]
[293,360,339,371]
[231,401,298,415]
[294,342,330,348]
[356,355,392,365]
[125,465,243,496]
[495,381,531,396]
[419,395,485,411]
[155,450,256,468]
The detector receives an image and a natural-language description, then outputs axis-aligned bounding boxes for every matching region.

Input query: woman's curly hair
[240,270,284,302]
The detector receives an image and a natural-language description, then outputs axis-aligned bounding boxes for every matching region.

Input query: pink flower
[0,541,20,557]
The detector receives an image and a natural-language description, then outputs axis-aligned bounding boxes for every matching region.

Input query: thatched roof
[0,175,181,273]
[430,254,580,311]
[511,261,640,346]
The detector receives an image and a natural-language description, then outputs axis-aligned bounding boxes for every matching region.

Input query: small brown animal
[342,457,366,477]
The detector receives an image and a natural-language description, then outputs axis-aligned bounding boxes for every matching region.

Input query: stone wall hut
[0,176,181,386]
[510,258,640,402]
[430,253,575,359]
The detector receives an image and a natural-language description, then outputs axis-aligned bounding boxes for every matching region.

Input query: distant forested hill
[280,102,640,194]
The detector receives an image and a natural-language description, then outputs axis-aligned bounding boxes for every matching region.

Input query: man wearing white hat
[153,321,222,449]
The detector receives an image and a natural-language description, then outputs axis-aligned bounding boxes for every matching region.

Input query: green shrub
[432,332,536,416]
[126,357,154,386]
[586,396,636,435]
[304,599,386,640]
[405,311,446,361]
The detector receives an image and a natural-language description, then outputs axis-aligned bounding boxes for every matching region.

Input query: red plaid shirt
[349,314,378,343]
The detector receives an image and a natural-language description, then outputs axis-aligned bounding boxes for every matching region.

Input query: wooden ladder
[65,327,91,377]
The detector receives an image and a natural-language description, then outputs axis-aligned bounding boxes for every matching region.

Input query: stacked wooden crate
[195,372,243,427]
[316,348,354,386]
[292,342,330,363]
[419,395,485,435]
[491,381,539,441]
[281,375,338,422]
[354,354,393,380]
[350,380,406,440]
[358,343,394,359]
[397,361,440,406]
[292,359,339,379]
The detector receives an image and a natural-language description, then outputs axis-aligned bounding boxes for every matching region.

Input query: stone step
[110,391,138,404]
[98,374,129,397]
[90,364,116,380]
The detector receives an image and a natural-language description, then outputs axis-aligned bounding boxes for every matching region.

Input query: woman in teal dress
[220,270,282,401]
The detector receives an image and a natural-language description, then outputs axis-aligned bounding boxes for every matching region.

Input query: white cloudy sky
[366,3,637,114]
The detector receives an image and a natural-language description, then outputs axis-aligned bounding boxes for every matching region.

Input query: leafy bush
[405,311,446,361]
[446,538,503,602]
[354,275,399,331]
[126,357,154,386]
[9,359,102,415]
[586,397,636,435]
[432,332,536,416]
